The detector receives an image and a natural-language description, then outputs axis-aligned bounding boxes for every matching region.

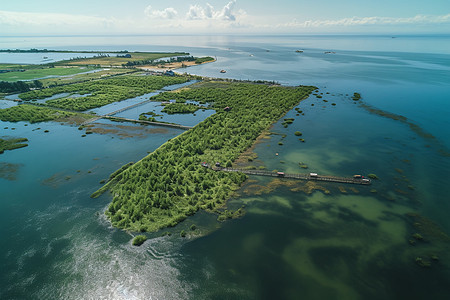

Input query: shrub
[352,92,361,101]
[132,235,147,246]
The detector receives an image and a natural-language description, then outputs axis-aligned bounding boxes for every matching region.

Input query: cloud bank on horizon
[0,0,449,35]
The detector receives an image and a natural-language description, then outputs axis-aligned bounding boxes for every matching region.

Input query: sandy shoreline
[137,59,216,72]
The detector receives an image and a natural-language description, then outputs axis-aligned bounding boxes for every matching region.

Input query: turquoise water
[1,35,450,299]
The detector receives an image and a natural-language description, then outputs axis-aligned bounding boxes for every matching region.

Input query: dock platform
[210,166,371,185]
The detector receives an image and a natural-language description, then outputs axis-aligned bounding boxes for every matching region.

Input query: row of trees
[121,56,214,67]
[122,56,195,67]
[0,80,43,93]
[0,104,87,123]
[96,81,316,232]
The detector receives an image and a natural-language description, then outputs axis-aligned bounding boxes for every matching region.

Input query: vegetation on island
[139,111,162,121]
[194,57,215,64]
[18,74,190,111]
[0,80,43,93]
[368,173,379,180]
[352,92,361,101]
[108,162,134,182]
[93,81,316,232]
[0,137,28,154]
[132,235,147,246]
[0,105,90,124]
[161,103,202,114]
[282,118,294,128]
[61,52,190,67]
[121,55,213,68]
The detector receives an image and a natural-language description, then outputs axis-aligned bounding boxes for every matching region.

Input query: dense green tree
[94,81,316,232]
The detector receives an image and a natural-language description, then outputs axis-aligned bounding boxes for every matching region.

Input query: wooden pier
[210,166,371,185]
[103,99,155,117]
[104,116,192,130]
[80,99,193,130]
[81,99,155,125]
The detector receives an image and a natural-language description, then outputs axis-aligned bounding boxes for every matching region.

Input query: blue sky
[1,0,449,35]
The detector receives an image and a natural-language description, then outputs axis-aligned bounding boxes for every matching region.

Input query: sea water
[1,35,449,299]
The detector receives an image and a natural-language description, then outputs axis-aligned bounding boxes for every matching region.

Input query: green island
[0,105,90,124]
[139,111,162,121]
[131,235,147,246]
[161,103,203,114]
[57,52,190,67]
[0,137,28,154]
[352,92,361,101]
[193,57,215,64]
[93,81,316,232]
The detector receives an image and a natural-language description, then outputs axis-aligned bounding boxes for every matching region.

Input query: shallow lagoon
[1,35,450,299]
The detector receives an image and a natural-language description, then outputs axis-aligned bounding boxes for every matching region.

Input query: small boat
[220,70,226,73]
[295,50,303,53]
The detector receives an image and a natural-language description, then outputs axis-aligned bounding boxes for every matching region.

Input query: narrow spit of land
[93,81,317,232]
[0,137,28,154]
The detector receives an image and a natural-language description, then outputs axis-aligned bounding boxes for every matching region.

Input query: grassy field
[0,64,25,70]
[39,68,135,87]
[0,66,96,82]
[63,52,189,67]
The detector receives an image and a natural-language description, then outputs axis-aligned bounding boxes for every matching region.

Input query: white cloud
[1,6,449,35]
[186,1,239,21]
[144,6,178,19]
[186,5,205,20]
[204,3,214,19]
[220,0,236,21]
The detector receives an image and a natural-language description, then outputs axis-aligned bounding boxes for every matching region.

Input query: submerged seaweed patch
[0,162,22,181]
[359,103,450,157]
